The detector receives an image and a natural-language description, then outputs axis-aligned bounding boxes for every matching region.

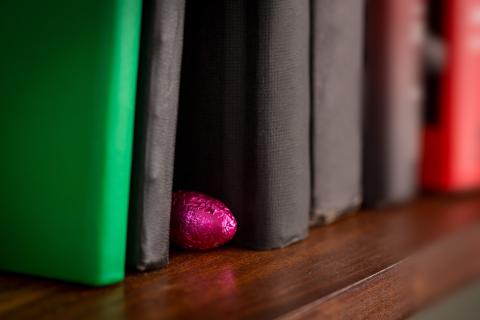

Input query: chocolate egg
[170,191,237,250]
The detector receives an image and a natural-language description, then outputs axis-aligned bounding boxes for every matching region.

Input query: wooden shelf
[1,193,480,319]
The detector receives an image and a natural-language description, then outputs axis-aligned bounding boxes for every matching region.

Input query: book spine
[127,0,185,271]
[99,0,143,283]
[310,0,364,224]
[175,0,311,249]
[422,0,480,191]
[364,0,425,206]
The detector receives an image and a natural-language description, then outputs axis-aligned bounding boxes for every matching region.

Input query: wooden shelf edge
[281,223,480,320]
[1,193,480,319]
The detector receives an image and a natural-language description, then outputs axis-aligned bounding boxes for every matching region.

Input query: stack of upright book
[1,0,479,286]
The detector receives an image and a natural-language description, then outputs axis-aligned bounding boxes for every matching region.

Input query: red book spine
[422,0,480,190]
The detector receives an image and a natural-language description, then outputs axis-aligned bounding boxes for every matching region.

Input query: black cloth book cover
[174,0,311,249]
[127,0,185,271]
[310,0,365,225]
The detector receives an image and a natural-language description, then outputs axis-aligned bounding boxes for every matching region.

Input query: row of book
[1,0,479,286]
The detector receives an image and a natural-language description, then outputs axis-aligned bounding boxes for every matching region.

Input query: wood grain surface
[1,192,480,320]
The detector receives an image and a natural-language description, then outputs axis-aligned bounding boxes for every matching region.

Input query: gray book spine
[127,0,185,271]
[310,0,364,225]
[175,0,311,249]
[363,0,424,207]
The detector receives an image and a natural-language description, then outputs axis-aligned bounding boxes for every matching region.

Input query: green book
[0,0,142,285]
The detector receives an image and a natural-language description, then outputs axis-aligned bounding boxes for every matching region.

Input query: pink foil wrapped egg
[170,191,237,250]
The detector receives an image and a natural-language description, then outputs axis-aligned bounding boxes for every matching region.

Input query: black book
[127,0,185,271]
[174,0,311,249]
[310,0,365,225]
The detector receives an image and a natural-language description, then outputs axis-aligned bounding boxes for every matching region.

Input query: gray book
[127,0,185,271]
[310,0,365,225]
[363,0,425,207]
[174,0,311,249]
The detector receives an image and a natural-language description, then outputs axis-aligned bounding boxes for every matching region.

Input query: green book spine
[0,0,142,286]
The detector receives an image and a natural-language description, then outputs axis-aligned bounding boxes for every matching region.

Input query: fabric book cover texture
[310,0,364,225]
[364,0,425,206]
[422,0,480,191]
[0,0,142,285]
[127,0,185,271]
[174,0,311,249]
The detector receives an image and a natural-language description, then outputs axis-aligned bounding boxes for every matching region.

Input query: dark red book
[364,0,426,206]
[422,0,480,191]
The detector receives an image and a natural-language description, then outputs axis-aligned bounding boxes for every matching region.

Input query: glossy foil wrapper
[171,191,237,250]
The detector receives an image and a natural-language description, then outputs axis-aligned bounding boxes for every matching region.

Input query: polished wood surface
[1,193,480,319]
